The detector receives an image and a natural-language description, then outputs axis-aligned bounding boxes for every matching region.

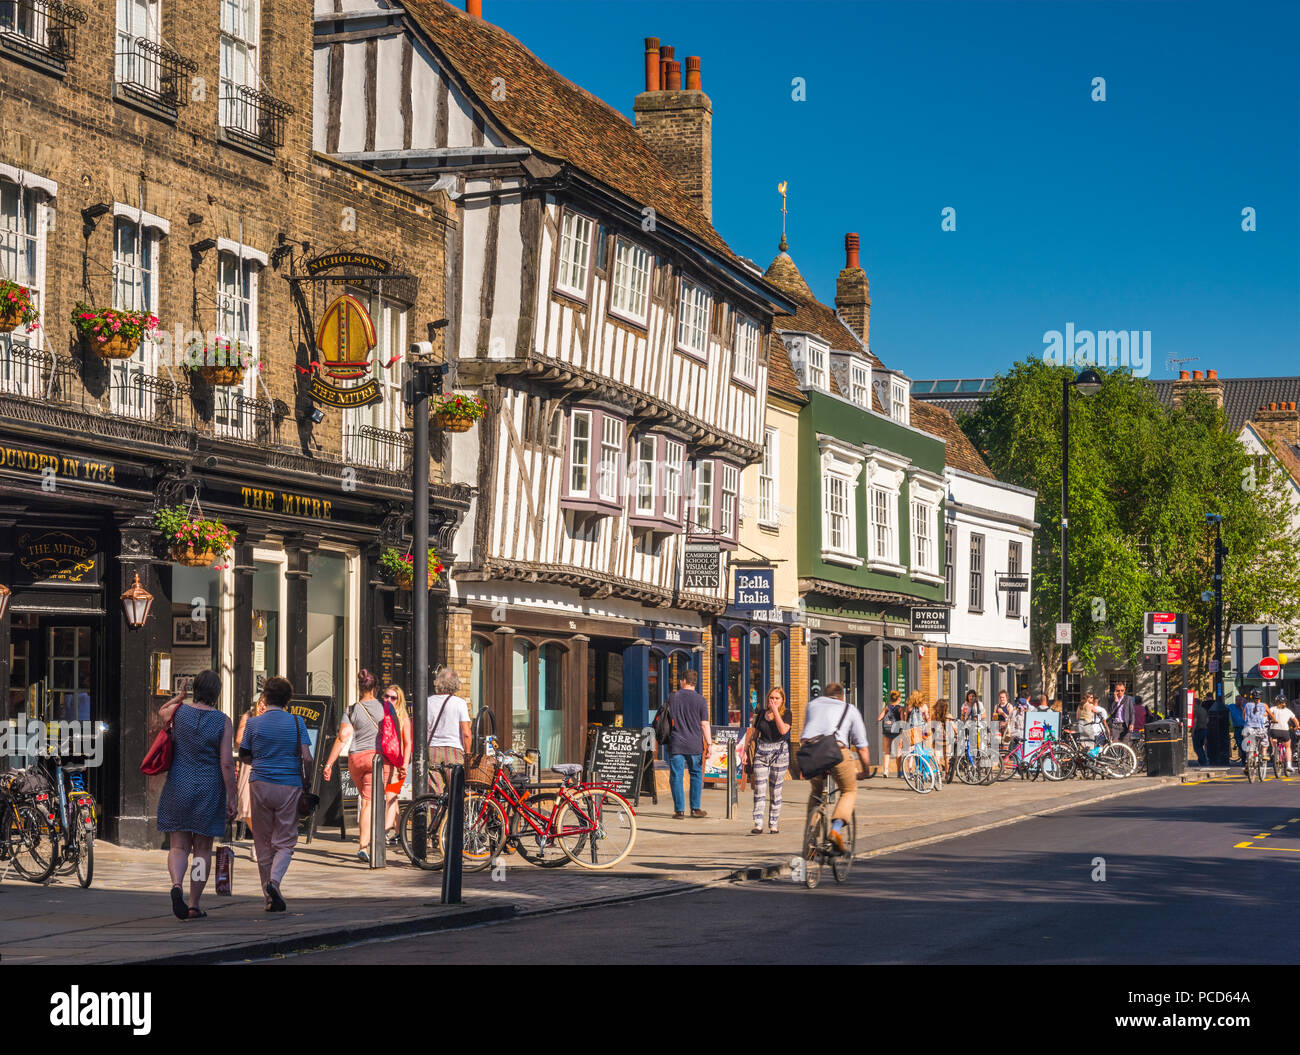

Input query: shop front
[934,647,1032,711]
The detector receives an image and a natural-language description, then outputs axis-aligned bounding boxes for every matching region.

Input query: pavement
[281,773,1300,965]
[0,769,1183,965]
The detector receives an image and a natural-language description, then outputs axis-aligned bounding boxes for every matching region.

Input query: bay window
[663,440,683,523]
[634,435,656,517]
[677,278,710,357]
[692,459,713,533]
[555,208,594,299]
[609,236,652,325]
[629,433,687,534]
[720,462,739,538]
[817,438,863,566]
[562,405,625,515]
[863,450,907,573]
[733,314,759,385]
[568,410,591,496]
[597,414,623,503]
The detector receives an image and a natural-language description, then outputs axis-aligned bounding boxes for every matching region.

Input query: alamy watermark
[2,713,105,767]
[1042,322,1151,377]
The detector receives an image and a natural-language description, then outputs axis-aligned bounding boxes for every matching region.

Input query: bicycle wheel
[556,789,636,869]
[802,811,825,890]
[1040,747,1067,782]
[398,794,447,870]
[901,751,923,792]
[1099,743,1137,778]
[6,803,57,883]
[995,747,1018,781]
[1271,744,1284,780]
[455,793,509,872]
[510,793,575,868]
[832,815,856,883]
[954,754,978,785]
[75,802,94,888]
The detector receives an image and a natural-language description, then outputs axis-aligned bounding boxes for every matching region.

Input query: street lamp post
[1060,369,1102,708]
[1207,514,1228,763]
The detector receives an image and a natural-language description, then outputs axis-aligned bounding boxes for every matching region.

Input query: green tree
[962,360,1300,701]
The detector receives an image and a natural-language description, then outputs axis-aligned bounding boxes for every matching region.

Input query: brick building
[0,0,467,846]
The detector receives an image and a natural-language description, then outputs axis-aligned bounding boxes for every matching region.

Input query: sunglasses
[383,693,398,700]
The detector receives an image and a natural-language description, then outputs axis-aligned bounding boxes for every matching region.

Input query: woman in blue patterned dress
[156,670,236,920]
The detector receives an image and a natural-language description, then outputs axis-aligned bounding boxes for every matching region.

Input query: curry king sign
[295,252,405,409]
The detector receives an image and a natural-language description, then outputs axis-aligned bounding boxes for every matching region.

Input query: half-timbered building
[312,0,795,763]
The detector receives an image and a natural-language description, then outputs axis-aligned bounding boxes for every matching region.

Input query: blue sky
[481,0,1299,381]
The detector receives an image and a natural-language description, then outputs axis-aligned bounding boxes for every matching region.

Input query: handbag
[214,844,234,896]
[796,702,852,779]
[379,698,404,767]
[294,716,320,818]
[140,719,174,775]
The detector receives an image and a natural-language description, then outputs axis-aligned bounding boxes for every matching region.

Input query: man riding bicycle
[801,683,870,854]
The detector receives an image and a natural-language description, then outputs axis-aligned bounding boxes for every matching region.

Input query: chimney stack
[643,38,660,92]
[466,0,482,17]
[1171,365,1224,410]
[834,232,870,348]
[1254,400,1300,449]
[634,38,713,220]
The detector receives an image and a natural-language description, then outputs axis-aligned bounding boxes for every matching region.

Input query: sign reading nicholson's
[304,252,391,277]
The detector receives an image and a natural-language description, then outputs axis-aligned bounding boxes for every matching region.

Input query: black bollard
[370,752,386,868]
[440,763,464,904]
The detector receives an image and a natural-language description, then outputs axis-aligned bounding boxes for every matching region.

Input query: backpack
[379,698,404,767]
[652,699,674,746]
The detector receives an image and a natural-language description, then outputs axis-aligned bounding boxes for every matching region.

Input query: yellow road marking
[1237,843,1300,854]
[1274,825,1287,830]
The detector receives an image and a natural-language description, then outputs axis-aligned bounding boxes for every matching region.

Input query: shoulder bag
[295,716,320,818]
[797,702,852,779]
[140,713,176,775]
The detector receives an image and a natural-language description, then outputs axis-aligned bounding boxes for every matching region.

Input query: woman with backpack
[322,669,393,863]
[877,689,904,778]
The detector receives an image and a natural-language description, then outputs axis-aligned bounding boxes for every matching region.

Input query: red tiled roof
[402,0,738,264]
[910,399,995,478]
[766,333,808,406]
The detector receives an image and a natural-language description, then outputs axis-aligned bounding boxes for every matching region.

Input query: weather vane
[778,181,788,252]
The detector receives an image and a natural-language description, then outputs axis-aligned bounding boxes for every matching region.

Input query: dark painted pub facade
[0,399,468,847]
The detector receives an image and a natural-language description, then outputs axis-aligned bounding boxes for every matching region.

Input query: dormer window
[806,341,828,391]
[556,207,595,300]
[677,278,711,358]
[891,378,909,424]
[850,359,871,408]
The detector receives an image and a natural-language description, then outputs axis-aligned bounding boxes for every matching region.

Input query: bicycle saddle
[551,763,582,779]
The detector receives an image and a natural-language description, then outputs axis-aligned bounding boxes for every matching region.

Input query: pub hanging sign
[290,250,414,410]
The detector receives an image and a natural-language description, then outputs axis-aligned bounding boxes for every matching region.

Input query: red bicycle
[467,755,638,870]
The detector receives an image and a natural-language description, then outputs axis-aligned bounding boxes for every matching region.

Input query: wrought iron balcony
[344,425,412,474]
[0,0,87,68]
[211,392,279,447]
[115,36,196,115]
[220,84,293,152]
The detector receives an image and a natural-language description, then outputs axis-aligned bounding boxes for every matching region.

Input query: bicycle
[900,736,941,794]
[996,732,1066,781]
[801,780,855,889]
[469,753,636,870]
[954,721,995,785]
[1242,727,1270,783]
[31,752,98,888]
[0,771,58,883]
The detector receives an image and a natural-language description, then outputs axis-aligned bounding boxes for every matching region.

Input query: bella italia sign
[733,567,775,611]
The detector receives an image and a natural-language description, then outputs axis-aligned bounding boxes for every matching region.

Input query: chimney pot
[1270,402,1278,411]
[665,60,681,91]
[1179,370,1190,380]
[660,44,674,88]
[644,38,661,92]
[684,55,701,91]
[1291,401,1297,412]
[1192,370,1204,380]
[845,232,860,269]
[466,0,481,17]
[1207,369,1218,379]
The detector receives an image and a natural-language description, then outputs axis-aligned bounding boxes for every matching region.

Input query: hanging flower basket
[155,505,237,570]
[380,545,443,590]
[72,304,158,361]
[430,393,486,433]
[0,281,40,333]
[185,336,257,387]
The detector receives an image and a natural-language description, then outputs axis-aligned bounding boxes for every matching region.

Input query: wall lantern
[120,572,154,628]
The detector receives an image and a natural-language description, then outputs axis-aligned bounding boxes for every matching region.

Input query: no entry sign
[1258,657,1281,680]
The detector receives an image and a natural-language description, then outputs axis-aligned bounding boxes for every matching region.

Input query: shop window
[771,632,786,700]
[748,629,765,719]
[250,559,281,693]
[470,635,489,717]
[306,551,348,700]
[538,643,563,768]
[725,627,744,725]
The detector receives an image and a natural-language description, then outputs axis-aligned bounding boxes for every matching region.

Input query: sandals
[170,885,189,921]
[186,907,207,920]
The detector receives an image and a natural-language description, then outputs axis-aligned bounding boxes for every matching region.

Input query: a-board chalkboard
[299,696,345,842]
[585,725,651,805]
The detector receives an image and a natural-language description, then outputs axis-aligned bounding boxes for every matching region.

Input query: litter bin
[1145,719,1185,776]
[1207,702,1231,765]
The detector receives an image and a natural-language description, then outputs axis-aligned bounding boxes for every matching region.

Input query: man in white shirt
[801,682,870,853]
[427,668,472,792]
